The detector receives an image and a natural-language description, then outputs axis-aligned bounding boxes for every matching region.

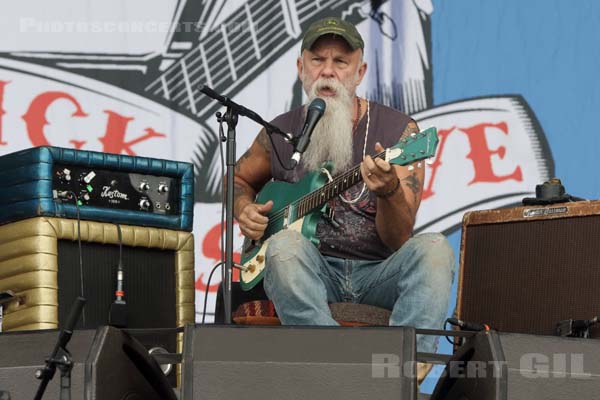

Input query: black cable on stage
[60,191,86,328]
[201,262,224,325]
[54,190,87,327]
[443,318,456,346]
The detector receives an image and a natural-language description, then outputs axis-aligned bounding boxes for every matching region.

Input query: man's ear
[355,60,368,86]
[296,56,304,81]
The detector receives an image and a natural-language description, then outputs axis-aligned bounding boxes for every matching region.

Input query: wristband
[375,178,401,199]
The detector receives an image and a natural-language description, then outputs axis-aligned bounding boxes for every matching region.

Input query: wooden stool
[232,300,391,326]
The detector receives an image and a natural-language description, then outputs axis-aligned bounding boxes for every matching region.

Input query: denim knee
[266,229,305,263]
[264,229,316,290]
[406,232,455,284]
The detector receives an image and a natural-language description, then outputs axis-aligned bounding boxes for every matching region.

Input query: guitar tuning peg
[410,133,417,138]
[425,158,435,165]
[408,165,415,171]
[417,162,422,169]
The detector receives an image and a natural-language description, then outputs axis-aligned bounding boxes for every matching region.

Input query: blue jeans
[263,229,455,353]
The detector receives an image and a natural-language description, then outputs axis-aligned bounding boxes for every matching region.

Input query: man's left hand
[361,142,399,197]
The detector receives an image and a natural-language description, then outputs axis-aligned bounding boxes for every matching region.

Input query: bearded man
[231,17,454,355]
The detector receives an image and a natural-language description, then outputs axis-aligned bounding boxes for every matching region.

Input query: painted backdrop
[1,0,598,391]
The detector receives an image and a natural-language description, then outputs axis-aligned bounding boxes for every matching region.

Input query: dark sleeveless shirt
[269,101,412,260]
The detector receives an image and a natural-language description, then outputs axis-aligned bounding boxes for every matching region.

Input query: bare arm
[228,129,274,240]
[361,120,424,250]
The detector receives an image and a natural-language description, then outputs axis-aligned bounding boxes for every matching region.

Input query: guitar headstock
[385,127,439,167]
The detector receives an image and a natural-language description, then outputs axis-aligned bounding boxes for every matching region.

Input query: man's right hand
[237,200,274,240]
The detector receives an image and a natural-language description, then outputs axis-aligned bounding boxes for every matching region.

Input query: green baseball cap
[301,17,364,52]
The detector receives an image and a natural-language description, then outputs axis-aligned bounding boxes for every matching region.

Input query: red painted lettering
[22,91,88,146]
[461,122,522,184]
[99,110,166,155]
[423,122,522,200]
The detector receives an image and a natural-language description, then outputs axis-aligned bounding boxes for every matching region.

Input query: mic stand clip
[35,347,74,400]
[34,296,85,400]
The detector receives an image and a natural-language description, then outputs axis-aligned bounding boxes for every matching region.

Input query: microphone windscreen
[308,97,326,114]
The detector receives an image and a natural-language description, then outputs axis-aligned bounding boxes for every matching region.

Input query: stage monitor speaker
[431,330,600,400]
[0,217,195,384]
[0,328,94,400]
[0,326,177,400]
[458,201,600,337]
[86,326,177,400]
[180,325,417,400]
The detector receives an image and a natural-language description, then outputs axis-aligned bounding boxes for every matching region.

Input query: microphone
[447,317,490,332]
[109,224,127,328]
[290,98,326,167]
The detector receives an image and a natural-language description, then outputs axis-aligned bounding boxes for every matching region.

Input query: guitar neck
[295,151,386,218]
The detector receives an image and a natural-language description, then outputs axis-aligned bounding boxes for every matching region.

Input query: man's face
[297,35,367,98]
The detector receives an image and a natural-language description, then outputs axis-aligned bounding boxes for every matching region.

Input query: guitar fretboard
[295,150,387,218]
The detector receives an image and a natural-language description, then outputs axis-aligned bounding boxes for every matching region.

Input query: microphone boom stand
[34,296,86,400]
[200,85,291,324]
[223,105,237,325]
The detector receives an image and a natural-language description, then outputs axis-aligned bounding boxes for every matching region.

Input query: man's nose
[320,60,336,78]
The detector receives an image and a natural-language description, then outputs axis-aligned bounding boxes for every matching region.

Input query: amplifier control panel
[52,164,180,214]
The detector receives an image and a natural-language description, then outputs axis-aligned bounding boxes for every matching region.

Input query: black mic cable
[446,317,491,332]
[54,190,86,327]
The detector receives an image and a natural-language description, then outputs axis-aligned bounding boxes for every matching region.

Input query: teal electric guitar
[240,127,439,291]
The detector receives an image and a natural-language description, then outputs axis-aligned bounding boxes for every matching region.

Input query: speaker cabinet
[180,325,417,400]
[0,327,177,400]
[458,201,600,337]
[86,326,176,400]
[0,217,195,382]
[431,330,600,400]
[0,329,94,400]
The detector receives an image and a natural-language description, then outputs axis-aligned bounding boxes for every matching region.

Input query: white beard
[301,77,355,175]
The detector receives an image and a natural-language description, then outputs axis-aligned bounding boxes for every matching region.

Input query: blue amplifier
[0,146,194,231]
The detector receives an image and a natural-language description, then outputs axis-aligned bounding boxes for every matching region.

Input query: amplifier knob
[139,182,150,191]
[139,198,151,210]
[158,183,169,193]
[59,168,72,182]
